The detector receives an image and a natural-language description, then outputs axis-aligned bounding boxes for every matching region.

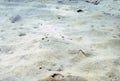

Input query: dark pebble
[77,9,83,12]
[61,36,64,38]
[58,1,63,4]
[51,73,60,77]
[33,27,39,29]
[42,38,45,40]
[39,67,42,69]
[19,33,26,37]
[9,15,21,23]
[57,16,61,19]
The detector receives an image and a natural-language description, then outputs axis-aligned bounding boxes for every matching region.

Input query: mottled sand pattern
[0,0,120,81]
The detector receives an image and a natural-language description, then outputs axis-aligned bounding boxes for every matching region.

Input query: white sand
[0,0,120,81]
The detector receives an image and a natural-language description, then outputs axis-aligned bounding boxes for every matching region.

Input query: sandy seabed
[0,0,120,81]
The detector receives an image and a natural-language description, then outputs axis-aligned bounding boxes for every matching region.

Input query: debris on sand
[77,9,83,12]
[40,73,87,81]
[85,0,102,5]
[9,15,21,23]
[18,32,26,37]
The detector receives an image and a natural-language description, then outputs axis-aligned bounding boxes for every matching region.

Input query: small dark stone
[42,38,45,40]
[39,67,42,69]
[85,0,100,5]
[77,9,83,12]
[61,36,64,38]
[56,6,59,9]
[57,16,61,19]
[51,73,64,78]
[94,1,100,5]
[9,15,21,23]
[85,1,89,2]
[51,73,60,77]
[33,27,39,29]
[108,75,112,78]
[57,1,63,4]
[19,33,26,37]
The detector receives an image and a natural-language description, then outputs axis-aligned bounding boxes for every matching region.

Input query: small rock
[77,9,83,12]
[85,0,101,5]
[42,38,45,40]
[61,36,64,38]
[57,16,61,19]
[9,15,21,23]
[56,6,59,9]
[18,33,26,37]
[33,27,39,29]
[40,74,87,81]
[51,73,64,80]
[57,1,63,4]
[39,67,42,69]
